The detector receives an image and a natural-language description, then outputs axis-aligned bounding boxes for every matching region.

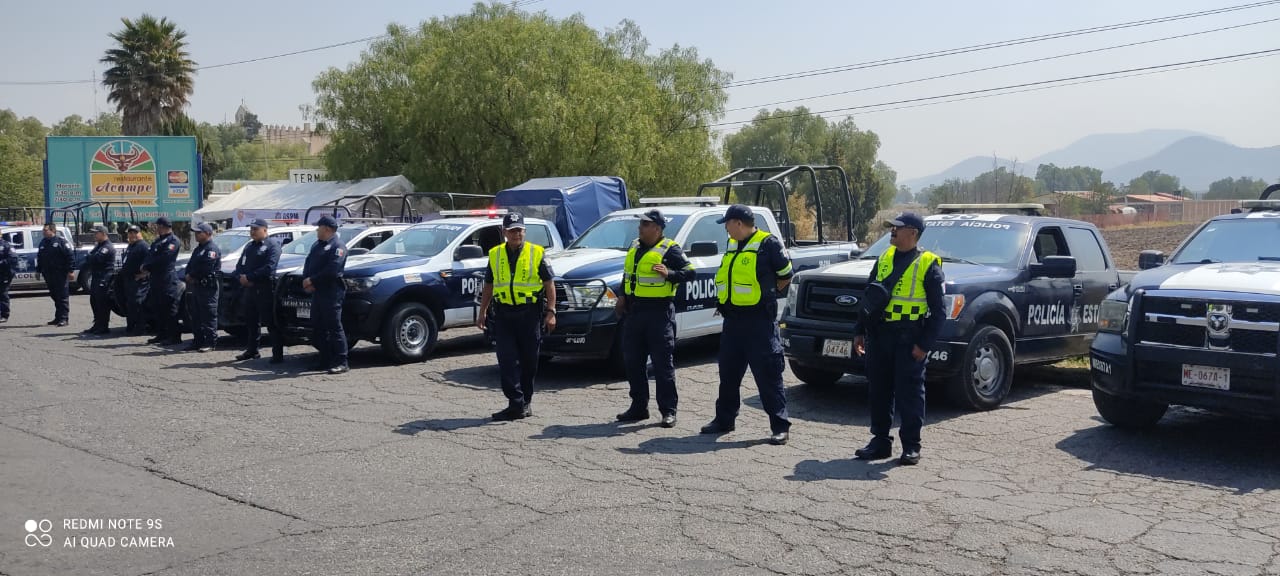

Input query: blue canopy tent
[495,176,628,245]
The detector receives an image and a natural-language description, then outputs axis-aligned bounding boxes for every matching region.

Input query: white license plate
[822,339,852,358]
[296,306,311,319]
[1181,364,1229,390]
[15,273,37,281]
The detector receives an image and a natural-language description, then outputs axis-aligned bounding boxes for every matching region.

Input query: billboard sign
[288,168,328,184]
[45,136,201,221]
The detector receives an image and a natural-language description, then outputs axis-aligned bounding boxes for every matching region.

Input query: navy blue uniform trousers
[188,283,219,347]
[714,311,791,433]
[865,322,927,451]
[311,284,348,368]
[90,274,114,330]
[243,285,283,358]
[44,272,70,322]
[623,300,678,415]
[494,305,542,407]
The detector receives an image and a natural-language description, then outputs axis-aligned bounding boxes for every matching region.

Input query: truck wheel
[947,324,1014,411]
[789,360,843,386]
[380,302,438,363]
[1092,387,1167,429]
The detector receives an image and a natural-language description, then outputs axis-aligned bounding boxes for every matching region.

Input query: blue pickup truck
[1090,186,1280,427]
[783,205,1134,410]
[275,212,564,363]
[1,224,126,293]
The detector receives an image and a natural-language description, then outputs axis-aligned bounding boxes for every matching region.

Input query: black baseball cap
[194,222,214,235]
[638,209,666,228]
[249,218,270,229]
[155,217,172,228]
[92,225,108,234]
[316,215,339,229]
[126,225,141,233]
[716,204,754,224]
[885,212,926,232]
[502,212,526,230]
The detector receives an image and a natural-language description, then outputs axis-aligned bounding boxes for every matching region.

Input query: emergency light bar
[937,203,1044,215]
[1241,200,1280,211]
[0,221,33,226]
[439,209,508,218]
[637,197,720,206]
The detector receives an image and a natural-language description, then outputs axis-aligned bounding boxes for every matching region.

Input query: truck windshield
[370,225,464,257]
[1171,219,1280,264]
[212,231,252,255]
[861,222,1031,267]
[567,215,690,251]
[285,227,365,256]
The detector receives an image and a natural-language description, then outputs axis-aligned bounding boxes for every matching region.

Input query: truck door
[1062,226,1114,354]
[445,223,502,319]
[5,231,39,285]
[675,214,727,338]
[1020,225,1076,359]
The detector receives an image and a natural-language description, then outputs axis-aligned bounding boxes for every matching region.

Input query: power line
[686,0,1280,93]
[694,47,1280,130]
[725,16,1280,113]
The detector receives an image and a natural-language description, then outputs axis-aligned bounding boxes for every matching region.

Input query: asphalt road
[3,292,1280,576]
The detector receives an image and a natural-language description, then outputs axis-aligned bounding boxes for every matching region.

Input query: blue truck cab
[1,224,81,291]
[783,204,1133,410]
[275,211,564,363]
[1090,186,1280,427]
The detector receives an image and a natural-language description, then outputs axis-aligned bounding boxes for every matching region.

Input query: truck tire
[947,324,1014,411]
[1092,387,1167,429]
[789,360,843,387]
[380,302,438,363]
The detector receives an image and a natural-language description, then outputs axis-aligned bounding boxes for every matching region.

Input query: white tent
[193,175,416,225]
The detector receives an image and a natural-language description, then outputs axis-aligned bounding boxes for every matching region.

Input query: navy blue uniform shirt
[236,238,281,286]
[84,240,117,275]
[144,233,181,279]
[121,241,148,277]
[36,235,73,274]
[187,240,221,280]
[303,235,347,286]
[0,237,15,277]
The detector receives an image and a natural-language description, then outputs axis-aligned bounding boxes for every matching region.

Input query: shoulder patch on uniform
[169,244,177,251]
[336,248,344,257]
[209,251,218,259]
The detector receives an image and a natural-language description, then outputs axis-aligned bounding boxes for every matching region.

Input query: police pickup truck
[275,211,564,363]
[782,204,1133,410]
[1,223,125,292]
[214,222,408,336]
[1090,186,1280,427]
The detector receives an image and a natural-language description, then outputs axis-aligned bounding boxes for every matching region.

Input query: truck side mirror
[1138,250,1165,270]
[848,247,864,258]
[687,241,719,258]
[454,245,485,261]
[1029,255,1076,278]
[348,247,370,256]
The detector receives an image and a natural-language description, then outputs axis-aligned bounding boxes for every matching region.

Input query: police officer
[36,223,74,327]
[144,217,182,346]
[120,225,150,335]
[615,209,696,427]
[476,212,556,421]
[302,215,349,374]
[235,219,284,364]
[82,225,117,335]
[0,232,16,323]
[853,212,944,466]
[701,205,794,445]
[184,223,221,352]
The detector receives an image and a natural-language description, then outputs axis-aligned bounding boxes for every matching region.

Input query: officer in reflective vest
[853,212,944,466]
[615,209,696,428]
[701,204,795,445]
[183,223,221,352]
[82,225,117,335]
[36,223,74,327]
[476,212,556,421]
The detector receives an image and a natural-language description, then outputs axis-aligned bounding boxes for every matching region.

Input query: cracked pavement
[3,294,1280,575]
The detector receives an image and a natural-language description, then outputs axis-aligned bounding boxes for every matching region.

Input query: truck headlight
[943,294,966,320]
[786,283,798,312]
[1098,299,1128,333]
[565,285,617,309]
[344,277,380,293]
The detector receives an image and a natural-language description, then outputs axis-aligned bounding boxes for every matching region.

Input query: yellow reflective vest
[489,242,545,305]
[874,246,941,321]
[624,238,679,298]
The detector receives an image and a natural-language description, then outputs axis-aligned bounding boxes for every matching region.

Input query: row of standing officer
[13,216,349,375]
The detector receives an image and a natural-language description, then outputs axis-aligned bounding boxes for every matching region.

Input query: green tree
[1205,176,1269,200]
[1127,170,1182,196]
[313,5,727,198]
[921,168,1036,208]
[723,108,888,241]
[1085,181,1120,214]
[219,141,315,181]
[894,184,914,205]
[100,14,197,135]
[1035,163,1102,193]
[50,112,123,137]
[0,110,48,207]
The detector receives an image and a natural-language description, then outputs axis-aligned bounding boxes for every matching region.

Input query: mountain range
[902,129,1277,192]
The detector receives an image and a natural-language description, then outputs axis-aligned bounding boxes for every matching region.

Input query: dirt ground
[1099,222,1201,270]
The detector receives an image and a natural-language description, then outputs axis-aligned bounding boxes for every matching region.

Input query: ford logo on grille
[834,295,859,306]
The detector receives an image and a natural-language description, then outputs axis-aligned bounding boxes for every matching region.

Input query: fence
[1073,200,1242,228]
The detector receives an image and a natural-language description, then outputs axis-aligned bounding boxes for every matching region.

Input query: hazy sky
[3,0,1278,181]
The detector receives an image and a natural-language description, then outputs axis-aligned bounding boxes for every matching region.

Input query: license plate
[296,306,311,319]
[1181,364,1229,390]
[822,339,852,358]
[15,273,37,281]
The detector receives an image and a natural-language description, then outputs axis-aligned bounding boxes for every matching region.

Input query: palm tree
[100,15,197,136]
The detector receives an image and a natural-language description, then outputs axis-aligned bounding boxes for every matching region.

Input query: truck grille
[799,280,865,323]
[1138,296,1280,355]
[279,274,313,325]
